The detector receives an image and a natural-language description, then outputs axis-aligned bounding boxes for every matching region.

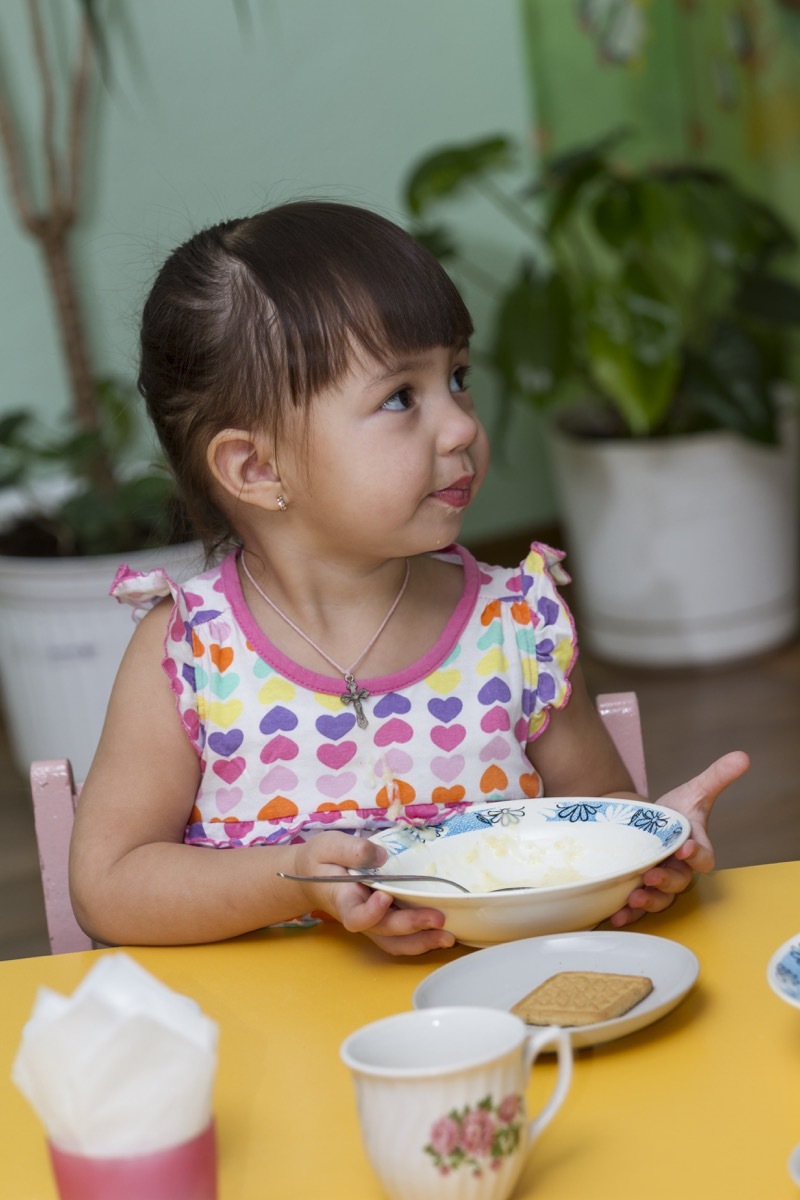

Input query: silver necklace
[240,553,411,729]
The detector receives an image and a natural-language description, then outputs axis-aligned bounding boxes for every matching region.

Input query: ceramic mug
[340,1006,572,1200]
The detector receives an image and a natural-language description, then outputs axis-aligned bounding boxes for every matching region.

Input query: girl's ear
[206,429,284,510]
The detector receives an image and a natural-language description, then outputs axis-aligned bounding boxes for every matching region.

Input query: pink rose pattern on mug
[424,1093,523,1177]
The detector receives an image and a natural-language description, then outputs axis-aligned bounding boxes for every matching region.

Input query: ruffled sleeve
[109,563,210,755]
[110,564,179,622]
[508,542,578,741]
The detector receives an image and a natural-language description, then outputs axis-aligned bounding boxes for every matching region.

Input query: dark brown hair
[138,200,473,552]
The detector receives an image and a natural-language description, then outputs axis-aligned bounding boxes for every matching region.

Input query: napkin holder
[47,1119,217,1200]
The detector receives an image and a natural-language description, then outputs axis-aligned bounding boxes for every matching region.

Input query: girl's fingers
[608,857,694,927]
[366,927,456,956]
[607,904,647,928]
[302,832,388,873]
[366,903,450,939]
[658,750,750,819]
[333,884,394,931]
[640,857,694,893]
[608,887,677,927]
[335,886,450,943]
[673,836,714,874]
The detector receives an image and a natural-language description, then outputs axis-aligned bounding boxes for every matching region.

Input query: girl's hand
[293,833,455,956]
[608,750,750,927]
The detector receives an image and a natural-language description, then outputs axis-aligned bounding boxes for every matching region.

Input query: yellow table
[2,860,799,1200]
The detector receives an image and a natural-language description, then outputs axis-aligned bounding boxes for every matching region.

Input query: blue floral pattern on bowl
[370,798,687,861]
[767,933,800,1009]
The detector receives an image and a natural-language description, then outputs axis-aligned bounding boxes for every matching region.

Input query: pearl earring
[277,494,288,512]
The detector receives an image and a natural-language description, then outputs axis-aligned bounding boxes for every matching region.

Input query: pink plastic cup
[47,1119,217,1200]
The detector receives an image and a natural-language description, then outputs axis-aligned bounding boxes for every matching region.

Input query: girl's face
[278,341,489,561]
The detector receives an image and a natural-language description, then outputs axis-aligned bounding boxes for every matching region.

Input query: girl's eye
[382,388,414,412]
[450,364,471,395]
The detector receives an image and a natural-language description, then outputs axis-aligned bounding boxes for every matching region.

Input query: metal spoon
[277,871,531,894]
[278,870,471,892]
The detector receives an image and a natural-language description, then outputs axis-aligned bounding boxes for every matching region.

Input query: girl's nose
[437,391,481,453]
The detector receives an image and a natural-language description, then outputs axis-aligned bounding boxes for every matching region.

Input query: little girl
[70,200,749,954]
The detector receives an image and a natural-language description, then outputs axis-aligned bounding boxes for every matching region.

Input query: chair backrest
[30,759,92,954]
[29,690,646,955]
[595,691,648,798]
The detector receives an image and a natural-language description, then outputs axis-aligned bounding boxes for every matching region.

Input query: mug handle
[524,1026,573,1142]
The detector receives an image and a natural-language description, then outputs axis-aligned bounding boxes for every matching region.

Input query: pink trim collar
[222,547,479,695]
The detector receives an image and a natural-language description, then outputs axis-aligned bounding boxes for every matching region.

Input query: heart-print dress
[111,542,577,850]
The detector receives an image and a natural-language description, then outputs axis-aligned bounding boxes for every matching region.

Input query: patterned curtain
[520,0,800,233]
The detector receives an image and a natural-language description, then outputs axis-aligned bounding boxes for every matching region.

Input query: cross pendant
[341,673,370,729]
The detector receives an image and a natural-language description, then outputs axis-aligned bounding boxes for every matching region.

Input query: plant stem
[0,4,115,498]
[452,256,505,299]
[472,176,545,245]
[37,231,94,427]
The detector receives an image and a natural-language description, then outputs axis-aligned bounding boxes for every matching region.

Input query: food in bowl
[360,797,691,948]
[410,823,665,893]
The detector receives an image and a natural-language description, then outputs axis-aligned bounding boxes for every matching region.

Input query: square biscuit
[511,970,653,1027]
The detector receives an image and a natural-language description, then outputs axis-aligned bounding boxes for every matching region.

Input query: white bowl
[362,798,691,948]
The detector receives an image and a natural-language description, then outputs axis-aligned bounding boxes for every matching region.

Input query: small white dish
[767,932,800,1009]
[413,930,699,1049]
[788,1142,800,1186]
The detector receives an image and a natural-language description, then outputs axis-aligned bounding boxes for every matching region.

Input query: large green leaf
[490,263,573,406]
[0,411,33,445]
[535,127,629,190]
[58,470,177,556]
[409,222,460,263]
[404,136,515,217]
[737,194,798,260]
[735,273,800,326]
[94,376,139,456]
[681,319,777,443]
[671,172,795,274]
[0,465,26,489]
[529,128,629,235]
[590,178,644,251]
[582,265,682,435]
[542,157,607,236]
[591,176,686,259]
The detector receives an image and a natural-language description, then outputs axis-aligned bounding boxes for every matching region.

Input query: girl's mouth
[430,475,474,509]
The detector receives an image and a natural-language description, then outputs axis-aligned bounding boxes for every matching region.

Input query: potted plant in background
[0,2,202,778]
[404,130,800,666]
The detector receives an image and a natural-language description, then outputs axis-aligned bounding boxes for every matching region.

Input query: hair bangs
[224,202,473,407]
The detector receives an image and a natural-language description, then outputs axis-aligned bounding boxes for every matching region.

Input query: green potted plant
[0,2,201,778]
[404,130,800,666]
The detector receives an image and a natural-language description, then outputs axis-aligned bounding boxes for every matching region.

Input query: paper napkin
[12,953,218,1156]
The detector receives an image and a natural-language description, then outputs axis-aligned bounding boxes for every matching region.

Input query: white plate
[767,932,800,1009]
[413,930,699,1048]
[788,1142,800,1187]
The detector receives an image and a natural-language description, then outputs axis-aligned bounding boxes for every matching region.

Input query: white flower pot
[0,541,204,779]
[550,412,799,666]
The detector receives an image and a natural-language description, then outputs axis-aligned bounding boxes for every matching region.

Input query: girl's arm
[69,602,452,952]
[525,664,637,798]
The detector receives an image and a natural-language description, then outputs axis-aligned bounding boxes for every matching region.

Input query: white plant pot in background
[0,541,205,780]
[550,415,799,667]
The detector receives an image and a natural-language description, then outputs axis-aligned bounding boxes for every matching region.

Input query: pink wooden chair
[595,691,648,798]
[29,691,647,955]
[30,759,93,954]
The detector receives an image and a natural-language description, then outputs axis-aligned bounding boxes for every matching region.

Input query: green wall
[0,0,556,543]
